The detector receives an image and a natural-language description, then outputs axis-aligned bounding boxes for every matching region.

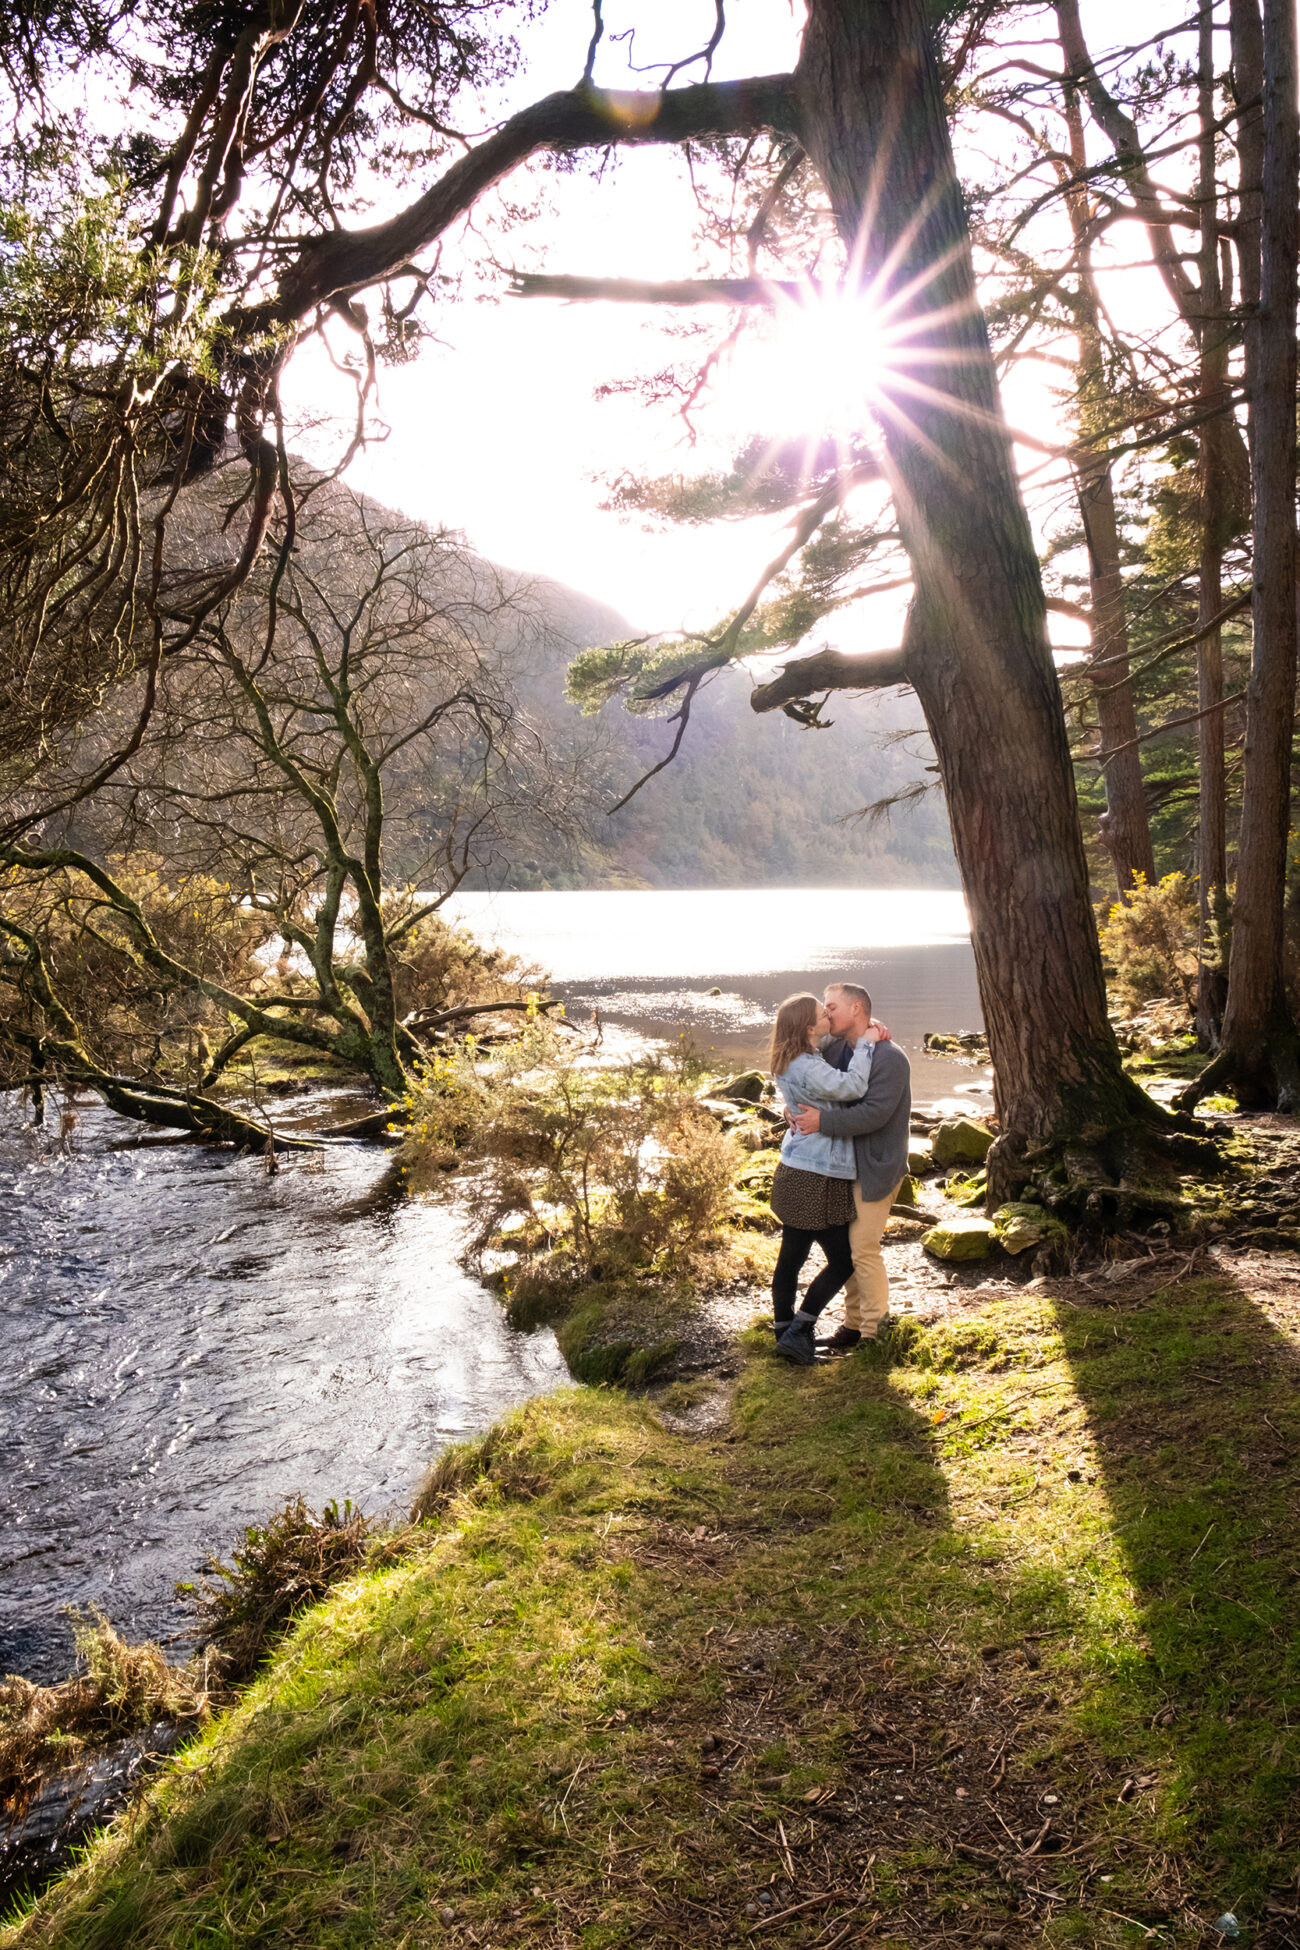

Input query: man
[788,981,911,1349]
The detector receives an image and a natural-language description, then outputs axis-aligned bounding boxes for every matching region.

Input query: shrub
[381,895,539,1019]
[401,1019,739,1300]
[1099,872,1197,1010]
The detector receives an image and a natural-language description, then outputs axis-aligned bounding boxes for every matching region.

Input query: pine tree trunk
[1195,1,1231,1046]
[1185,0,1300,1108]
[794,0,1162,1191]
[1058,68,1155,897]
[1078,442,1155,898]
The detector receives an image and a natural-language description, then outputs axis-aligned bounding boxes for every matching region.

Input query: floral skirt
[770,1162,856,1231]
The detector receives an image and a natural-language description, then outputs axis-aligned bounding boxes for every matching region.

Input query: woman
[767,992,880,1367]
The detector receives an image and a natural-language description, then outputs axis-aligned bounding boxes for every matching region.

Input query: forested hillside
[488,573,956,890]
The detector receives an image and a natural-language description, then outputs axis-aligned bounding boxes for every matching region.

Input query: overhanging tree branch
[508,272,835,305]
[266,76,801,326]
[749,645,911,714]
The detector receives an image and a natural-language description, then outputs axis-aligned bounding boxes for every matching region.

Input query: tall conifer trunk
[1058,58,1155,898]
[793,0,1166,1198]
[1183,0,1300,1109]
[1195,0,1231,1046]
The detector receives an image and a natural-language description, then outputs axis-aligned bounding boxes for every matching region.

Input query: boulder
[991,1202,1068,1257]
[931,1117,995,1168]
[907,1135,934,1176]
[710,1069,766,1104]
[894,1175,920,1208]
[922,1217,995,1262]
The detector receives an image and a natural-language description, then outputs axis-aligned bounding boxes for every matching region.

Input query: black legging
[772,1223,855,1326]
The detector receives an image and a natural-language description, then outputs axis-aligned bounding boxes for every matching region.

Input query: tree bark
[792,0,1165,1200]
[1183,0,1300,1108]
[1195,1,1231,1046]
[1057,56,1155,897]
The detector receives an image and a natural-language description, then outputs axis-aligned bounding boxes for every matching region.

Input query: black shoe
[820,1324,862,1353]
[775,1311,818,1367]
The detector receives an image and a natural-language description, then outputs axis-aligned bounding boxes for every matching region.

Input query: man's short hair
[825,980,873,1016]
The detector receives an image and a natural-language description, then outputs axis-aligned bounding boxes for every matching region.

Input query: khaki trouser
[840,1181,902,1336]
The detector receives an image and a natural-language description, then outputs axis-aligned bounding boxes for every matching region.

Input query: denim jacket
[773,1037,875,1181]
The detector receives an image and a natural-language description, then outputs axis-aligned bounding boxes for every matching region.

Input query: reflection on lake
[445,888,988,1106]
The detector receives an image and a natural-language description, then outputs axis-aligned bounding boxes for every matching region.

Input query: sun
[721,287,887,444]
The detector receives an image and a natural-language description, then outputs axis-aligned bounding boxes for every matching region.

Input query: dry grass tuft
[0,1612,202,1812]
[185,1496,376,1682]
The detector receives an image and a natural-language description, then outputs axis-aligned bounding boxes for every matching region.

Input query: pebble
[701,1732,718,1753]
[440,1907,456,1925]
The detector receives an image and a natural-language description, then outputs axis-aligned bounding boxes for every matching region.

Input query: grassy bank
[8,1263,1299,1949]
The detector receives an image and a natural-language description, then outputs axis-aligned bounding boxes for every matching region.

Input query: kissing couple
[765,980,912,1366]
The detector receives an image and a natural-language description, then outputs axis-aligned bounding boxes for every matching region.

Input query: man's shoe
[820,1324,862,1353]
[775,1310,818,1367]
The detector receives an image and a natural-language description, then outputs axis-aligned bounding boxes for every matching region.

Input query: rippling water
[0,1110,566,1680]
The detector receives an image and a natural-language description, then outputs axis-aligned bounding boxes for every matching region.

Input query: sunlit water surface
[445,888,986,1098]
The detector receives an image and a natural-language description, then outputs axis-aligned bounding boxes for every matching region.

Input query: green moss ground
[7,1269,1299,1949]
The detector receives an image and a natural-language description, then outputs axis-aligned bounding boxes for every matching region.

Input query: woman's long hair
[769,992,820,1077]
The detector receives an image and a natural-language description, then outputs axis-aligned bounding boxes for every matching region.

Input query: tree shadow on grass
[1051,1265,1300,1945]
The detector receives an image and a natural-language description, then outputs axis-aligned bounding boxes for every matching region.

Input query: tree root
[988,1113,1228,1231]
[1175,1020,1300,1116]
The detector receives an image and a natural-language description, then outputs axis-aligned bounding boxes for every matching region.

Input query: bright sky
[282,0,1200,641]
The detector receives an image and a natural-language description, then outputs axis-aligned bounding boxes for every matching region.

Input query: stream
[0,1101,567,1685]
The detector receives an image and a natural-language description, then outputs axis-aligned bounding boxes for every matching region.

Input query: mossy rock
[727,1189,779,1233]
[946,1171,988,1208]
[932,1118,995,1168]
[922,1217,995,1262]
[991,1202,1068,1257]
[736,1152,779,1199]
[907,1136,934,1176]
[710,1069,766,1104]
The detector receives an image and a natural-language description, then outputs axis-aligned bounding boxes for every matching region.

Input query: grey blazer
[814,1036,912,1203]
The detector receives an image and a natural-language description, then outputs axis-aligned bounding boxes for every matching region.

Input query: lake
[444,887,988,1108]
